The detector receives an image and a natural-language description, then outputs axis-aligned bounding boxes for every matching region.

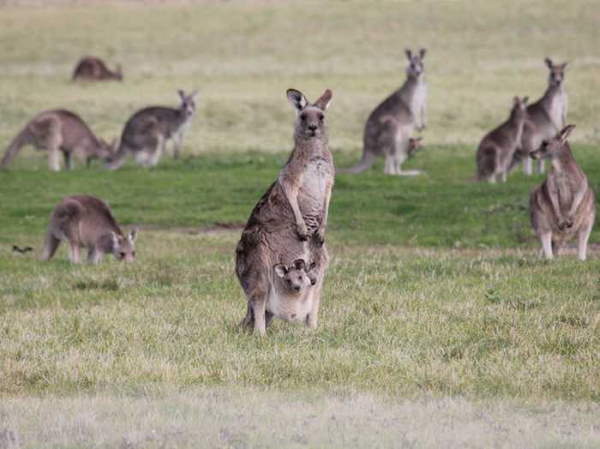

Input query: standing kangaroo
[342,48,427,175]
[530,125,595,260]
[0,110,116,171]
[476,96,528,183]
[106,90,197,169]
[515,58,568,175]
[235,88,334,335]
[42,195,137,264]
[72,56,123,81]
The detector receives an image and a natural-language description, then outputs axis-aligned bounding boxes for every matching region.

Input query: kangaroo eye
[317,114,324,121]
[300,114,307,122]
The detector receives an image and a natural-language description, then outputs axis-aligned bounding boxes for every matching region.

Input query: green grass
[1,1,600,447]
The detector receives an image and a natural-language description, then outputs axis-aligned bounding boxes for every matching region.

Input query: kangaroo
[342,48,427,175]
[72,56,123,81]
[235,88,334,335]
[407,136,424,159]
[0,110,116,171]
[106,90,197,169]
[529,125,595,260]
[265,259,318,326]
[42,195,137,264]
[515,58,568,175]
[476,96,528,183]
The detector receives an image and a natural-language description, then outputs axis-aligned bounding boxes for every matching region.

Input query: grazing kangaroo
[343,48,427,175]
[530,125,595,260]
[106,90,197,169]
[515,58,568,175]
[235,88,334,335]
[0,110,116,171]
[476,96,528,183]
[72,56,123,81]
[42,195,137,264]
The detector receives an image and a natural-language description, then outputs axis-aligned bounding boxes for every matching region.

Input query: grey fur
[342,48,427,175]
[529,125,595,260]
[72,56,123,81]
[235,88,334,335]
[106,90,197,169]
[41,195,137,264]
[0,110,116,171]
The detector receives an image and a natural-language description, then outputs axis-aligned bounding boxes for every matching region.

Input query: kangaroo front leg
[68,242,81,264]
[250,295,267,336]
[279,176,308,240]
[173,132,183,159]
[87,247,102,264]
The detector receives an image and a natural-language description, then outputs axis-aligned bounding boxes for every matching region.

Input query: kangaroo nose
[308,124,317,131]
[293,285,301,292]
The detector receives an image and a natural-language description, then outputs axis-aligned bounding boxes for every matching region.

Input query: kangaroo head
[510,96,529,120]
[545,58,567,87]
[407,137,424,158]
[274,258,316,293]
[287,88,332,140]
[97,137,118,160]
[111,229,137,262]
[531,124,575,160]
[177,89,198,118]
[405,48,426,78]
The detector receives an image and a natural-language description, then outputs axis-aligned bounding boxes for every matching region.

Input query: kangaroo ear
[128,229,137,243]
[111,231,119,248]
[561,62,568,70]
[274,264,287,278]
[314,89,333,111]
[523,96,529,105]
[177,89,186,101]
[292,259,306,270]
[419,48,426,59]
[405,49,412,60]
[189,90,199,99]
[287,89,308,111]
[559,124,575,142]
[544,57,553,68]
[110,137,118,152]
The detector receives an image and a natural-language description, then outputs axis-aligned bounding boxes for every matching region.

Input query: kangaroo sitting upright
[42,195,137,264]
[530,125,595,260]
[476,96,528,183]
[514,58,568,175]
[235,88,334,335]
[106,90,197,169]
[0,110,116,171]
[72,56,123,81]
[342,48,427,175]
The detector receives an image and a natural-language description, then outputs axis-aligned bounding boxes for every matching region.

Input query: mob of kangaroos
[530,125,595,261]
[72,56,123,82]
[343,48,427,175]
[42,195,137,264]
[476,96,528,183]
[514,58,568,176]
[235,88,334,336]
[106,90,197,169]
[0,110,116,171]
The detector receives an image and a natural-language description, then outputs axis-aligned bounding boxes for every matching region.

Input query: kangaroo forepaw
[296,224,309,241]
[313,229,325,246]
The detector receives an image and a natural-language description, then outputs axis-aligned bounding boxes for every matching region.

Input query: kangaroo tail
[338,152,376,174]
[0,127,31,168]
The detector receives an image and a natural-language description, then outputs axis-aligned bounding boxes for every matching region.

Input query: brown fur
[72,56,122,81]
[529,125,595,260]
[235,88,334,335]
[0,110,116,171]
[342,48,427,175]
[476,97,528,183]
[515,58,568,175]
[41,195,137,264]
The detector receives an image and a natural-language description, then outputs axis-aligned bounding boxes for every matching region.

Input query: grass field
[1,1,600,448]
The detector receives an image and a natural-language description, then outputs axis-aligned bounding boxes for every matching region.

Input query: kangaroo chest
[546,90,566,130]
[410,82,427,116]
[550,172,575,209]
[267,288,313,322]
[298,156,333,227]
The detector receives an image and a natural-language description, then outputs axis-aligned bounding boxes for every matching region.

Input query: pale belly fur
[267,288,314,322]
[301,157,330,201]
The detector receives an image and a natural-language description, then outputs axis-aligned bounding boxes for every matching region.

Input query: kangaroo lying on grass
[515,58,568,175]
[0,110,116,171]
[476,96,528,183]
[42,195,137,264]
[72,56,123,81]
[106,90,197,169]
[342,48,427,175]
[236,88,334,335]
[530,125,595,260]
